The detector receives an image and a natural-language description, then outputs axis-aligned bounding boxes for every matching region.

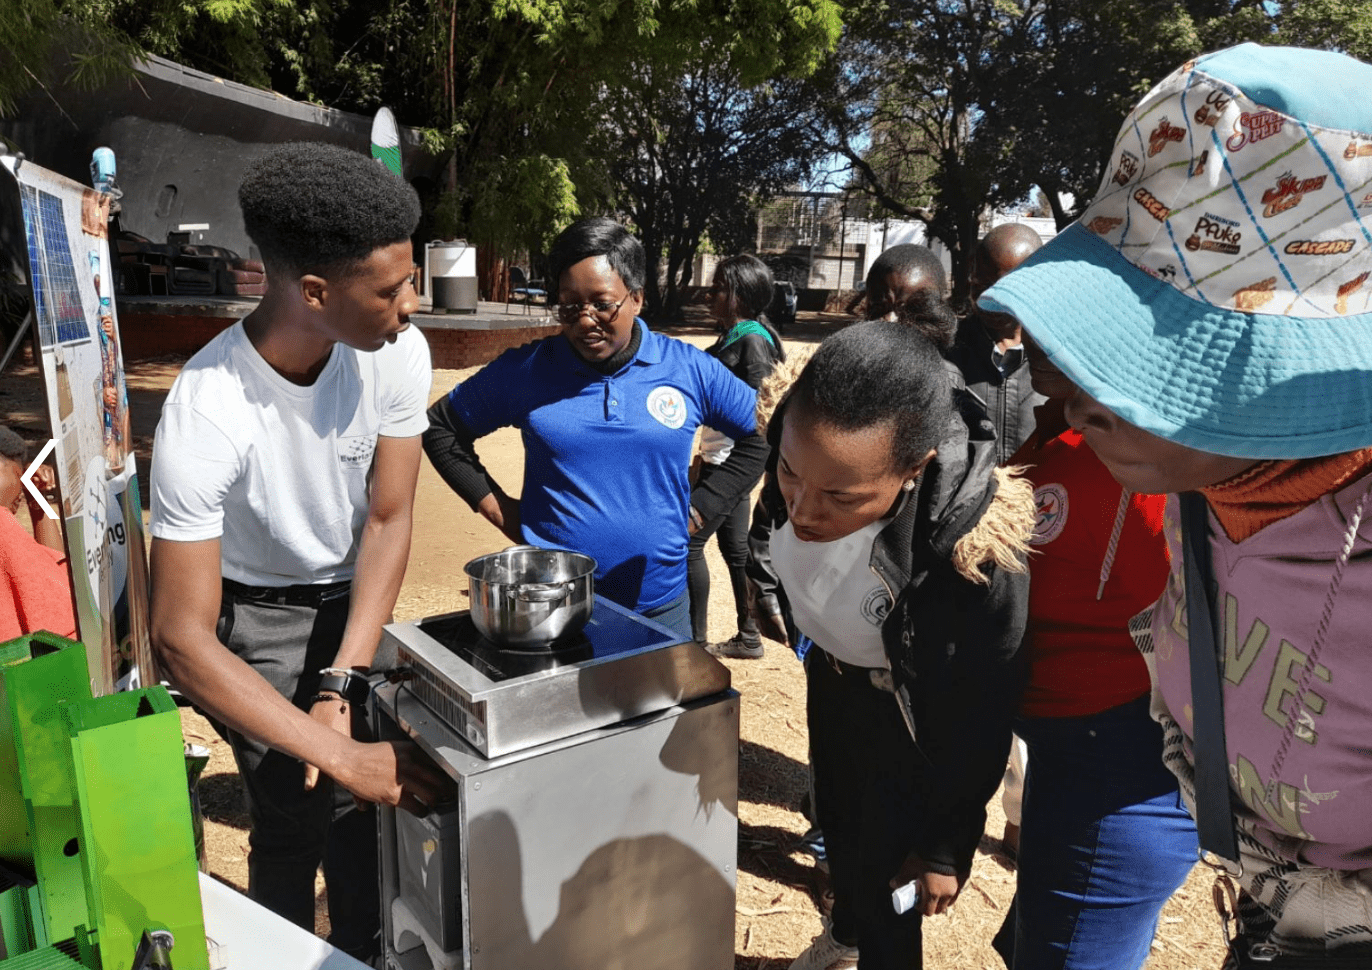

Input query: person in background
[751,319,1033,970]
[149,143,449,962]
[990,344,1196,970]
[945,222,1046,860]
[0,426,75,642]
[947,223,1045,465]
[425,218,766,641]
[981,44,1372,962]
[688,254,785,659]
[864,244,947,321]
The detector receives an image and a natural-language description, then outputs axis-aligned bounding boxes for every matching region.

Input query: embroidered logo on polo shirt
[646,386,687,429]
[1031,483,1069,545]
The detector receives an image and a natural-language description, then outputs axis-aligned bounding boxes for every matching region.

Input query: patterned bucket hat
[980,44,1372,459]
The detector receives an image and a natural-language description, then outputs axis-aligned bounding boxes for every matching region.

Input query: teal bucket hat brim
[980,222,1372,460]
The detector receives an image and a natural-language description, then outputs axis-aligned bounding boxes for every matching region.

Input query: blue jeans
[993,695,1197,970]
[640,588,692,641]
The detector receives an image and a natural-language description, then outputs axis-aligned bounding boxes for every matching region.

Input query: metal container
[429,239,479,313]
[464,547,596,648]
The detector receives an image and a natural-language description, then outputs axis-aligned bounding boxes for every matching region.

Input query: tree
[424,0,842,285]
[601,56,822,317]
[810,0,1372,301]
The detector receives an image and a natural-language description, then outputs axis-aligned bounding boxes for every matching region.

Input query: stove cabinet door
[463,692,739,970]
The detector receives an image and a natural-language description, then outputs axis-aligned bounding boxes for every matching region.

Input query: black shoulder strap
[1180,491,1241,862]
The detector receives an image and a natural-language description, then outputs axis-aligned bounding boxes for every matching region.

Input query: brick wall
[115,307,558,368]
[420,322,560,369]
[118,311,236,361]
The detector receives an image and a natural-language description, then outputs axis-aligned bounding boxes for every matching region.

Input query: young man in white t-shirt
[148,143,447,960]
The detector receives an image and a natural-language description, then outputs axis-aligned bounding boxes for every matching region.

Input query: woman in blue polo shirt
[424,218,767,638]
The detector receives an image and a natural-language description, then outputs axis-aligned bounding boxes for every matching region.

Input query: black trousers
[807,649,925,969]
[686,462,759,643]
[214,583,385,961]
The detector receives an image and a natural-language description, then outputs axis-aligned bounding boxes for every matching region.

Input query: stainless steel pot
[464,546,596,648]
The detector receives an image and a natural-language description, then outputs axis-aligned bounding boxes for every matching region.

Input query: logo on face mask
[646,386,687,429]
[1133,187,1171,222]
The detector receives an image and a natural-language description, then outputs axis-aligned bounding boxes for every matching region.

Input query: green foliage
[0,1,138,117]
[818,0,1372,300]
[600,51,824,316]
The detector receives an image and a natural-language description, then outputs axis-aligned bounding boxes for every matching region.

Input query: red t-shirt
[0,510,77,644]
[1013,430,1169,718]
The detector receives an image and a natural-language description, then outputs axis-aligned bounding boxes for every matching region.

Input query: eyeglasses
[555,296,630,325]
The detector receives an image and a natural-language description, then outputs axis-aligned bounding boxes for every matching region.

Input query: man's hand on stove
[330,739,454,817]
[303,693,353,791]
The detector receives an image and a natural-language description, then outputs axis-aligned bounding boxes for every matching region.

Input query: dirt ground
[0,316,1228,968]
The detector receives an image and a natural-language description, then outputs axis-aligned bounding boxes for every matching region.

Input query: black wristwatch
[317,669,371,706]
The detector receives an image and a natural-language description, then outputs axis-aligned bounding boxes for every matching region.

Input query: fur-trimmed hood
[755,348,1033,585]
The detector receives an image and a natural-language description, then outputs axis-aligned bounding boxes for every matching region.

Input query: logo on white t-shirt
[339,435,376,468]
[646,386,687,429]
[861,587,892,626]
[1032,483,1069,545]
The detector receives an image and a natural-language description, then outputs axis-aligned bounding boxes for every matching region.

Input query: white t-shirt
[771,516,892,668]
[150,322,432,586]
[698,426,735,465]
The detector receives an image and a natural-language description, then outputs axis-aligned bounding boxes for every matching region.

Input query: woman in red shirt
[990,348,1196,970]
[0,428,76,642]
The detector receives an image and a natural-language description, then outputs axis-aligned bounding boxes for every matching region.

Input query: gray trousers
[214,581,393,961]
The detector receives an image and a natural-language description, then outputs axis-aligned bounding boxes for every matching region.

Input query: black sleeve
[422,398,499,510]
[690,429,769,523]
[907,563,1029,876]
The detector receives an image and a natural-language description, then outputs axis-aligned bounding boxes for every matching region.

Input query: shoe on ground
[704,634,764,659]
[789,925,858,970]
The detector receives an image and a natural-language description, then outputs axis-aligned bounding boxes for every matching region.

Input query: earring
[902,479,916,492]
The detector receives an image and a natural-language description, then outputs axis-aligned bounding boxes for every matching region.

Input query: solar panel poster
[1,153,152,695]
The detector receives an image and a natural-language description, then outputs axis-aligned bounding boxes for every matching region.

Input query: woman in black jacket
[687,254,785,657]
[751,320,1032,970]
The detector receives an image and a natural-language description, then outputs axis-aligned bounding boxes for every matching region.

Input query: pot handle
[516,582,572,603]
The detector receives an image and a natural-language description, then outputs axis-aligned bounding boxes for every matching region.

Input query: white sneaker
[789,925,859,970]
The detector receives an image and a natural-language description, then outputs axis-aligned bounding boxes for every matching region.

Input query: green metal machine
[0,633,208,970]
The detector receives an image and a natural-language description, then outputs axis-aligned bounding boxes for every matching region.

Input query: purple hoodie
[1151,471,1372,870]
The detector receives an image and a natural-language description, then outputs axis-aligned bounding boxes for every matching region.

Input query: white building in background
[754,190,1062,292]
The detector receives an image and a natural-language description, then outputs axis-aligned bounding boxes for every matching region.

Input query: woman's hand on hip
[477,490,523,544]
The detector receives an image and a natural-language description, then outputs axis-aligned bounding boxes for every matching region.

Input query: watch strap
[318,671,370,706]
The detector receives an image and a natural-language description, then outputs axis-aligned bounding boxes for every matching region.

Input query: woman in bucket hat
[981,44,1372,963]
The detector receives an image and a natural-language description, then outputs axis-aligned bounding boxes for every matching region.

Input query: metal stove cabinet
[374,597,740,970]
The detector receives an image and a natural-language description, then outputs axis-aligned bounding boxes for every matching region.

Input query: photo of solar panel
[20,182,93,347]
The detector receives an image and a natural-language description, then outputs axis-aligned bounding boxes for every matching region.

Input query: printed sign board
[1,153,152,694]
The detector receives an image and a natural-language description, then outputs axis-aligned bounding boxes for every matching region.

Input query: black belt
[222,578,352,608]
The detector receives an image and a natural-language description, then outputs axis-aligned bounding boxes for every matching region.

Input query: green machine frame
[0,633,207,970]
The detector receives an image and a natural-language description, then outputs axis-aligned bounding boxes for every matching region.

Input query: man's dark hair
[547,217,646,294]
[887,288,957,351]
[789,320,952,472]
[238,143,420,276]
[866,243,948,295]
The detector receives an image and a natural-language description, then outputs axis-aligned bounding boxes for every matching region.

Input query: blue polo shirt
[447,324,758,611]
